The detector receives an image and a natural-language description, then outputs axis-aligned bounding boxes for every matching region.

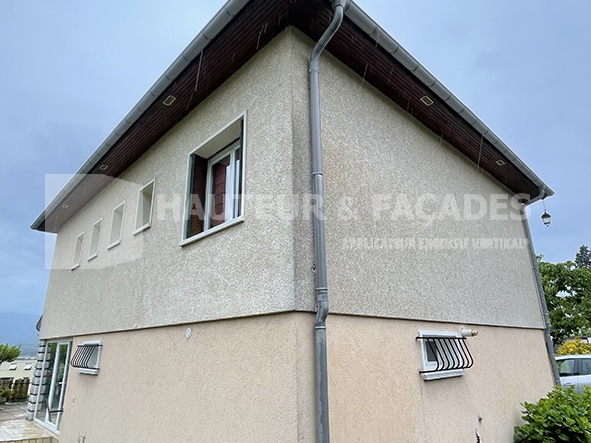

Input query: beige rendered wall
[287,30,545,328]
[59,313,316,443]
[41,28,314,339]
[57,312,553,443]
[0,358,36,382]
[327,314,554,443]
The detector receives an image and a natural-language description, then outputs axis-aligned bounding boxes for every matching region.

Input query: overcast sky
[0,0,589,316]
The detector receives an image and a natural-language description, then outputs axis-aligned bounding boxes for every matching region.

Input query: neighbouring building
[0,358,36,389]
[30,0,557,441]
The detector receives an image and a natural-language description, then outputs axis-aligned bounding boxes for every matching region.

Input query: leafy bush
[557,338,591,356]
[514,386,591,442]
[0,388,12,400]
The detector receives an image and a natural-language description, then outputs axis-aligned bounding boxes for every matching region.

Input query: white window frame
[418,330,465,381]
[180,112,246,246]
[8,363,17,370]
[24,363,33,370]
[133,179,155,235]
[87,218,103,261]
[71,231,85,270]
[107,201,126,249]
[203,141,242,231]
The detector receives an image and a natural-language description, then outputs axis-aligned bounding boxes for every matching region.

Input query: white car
[556,354,591,392]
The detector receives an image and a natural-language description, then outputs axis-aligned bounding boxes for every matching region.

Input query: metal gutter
[30,0,250,231]
[344,0,553,204]
[522,197,561,386]
[310,1,347,442]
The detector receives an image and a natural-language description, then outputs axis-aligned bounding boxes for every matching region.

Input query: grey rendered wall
[41,29,309,339]
[41,26,545,340]
[287,29,544,329]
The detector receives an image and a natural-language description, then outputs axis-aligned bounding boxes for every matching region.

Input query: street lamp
[541,199,551,227]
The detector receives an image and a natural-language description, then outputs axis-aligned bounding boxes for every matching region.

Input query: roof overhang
[32,0,553,233]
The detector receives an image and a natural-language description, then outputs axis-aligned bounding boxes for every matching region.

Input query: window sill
[77,368,99,376]
[87,253,98,262]
[107,240,121,250]
[421,369,465,381]
[132,223,151,236]
[70,263,80,271]
[34,418,60,436]
[180,216,244,247]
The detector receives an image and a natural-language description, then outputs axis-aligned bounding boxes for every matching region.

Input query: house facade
[30,1,556,442]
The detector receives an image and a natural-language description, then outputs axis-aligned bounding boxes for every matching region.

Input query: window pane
[425,339,437,362]
[188,155,207,238]
[210,155,230,227]
[581,359,591,376]
[558,359,575,376]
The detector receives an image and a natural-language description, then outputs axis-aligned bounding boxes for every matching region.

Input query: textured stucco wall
[41,26,546,339]
[327,314,554,443]
[58,313,316,443]
[287,30,544,328]
[41,29,311,339]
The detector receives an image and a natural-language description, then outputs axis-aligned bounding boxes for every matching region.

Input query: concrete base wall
[59,313,316,443]
[327,315,554,443]
[57,313,553,442]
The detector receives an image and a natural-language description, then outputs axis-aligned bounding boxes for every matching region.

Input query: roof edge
[345,0,553,203]
[32,0,554,231]
[31,0,250,231]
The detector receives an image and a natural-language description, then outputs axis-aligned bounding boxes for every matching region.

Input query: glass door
[34,340,71,432]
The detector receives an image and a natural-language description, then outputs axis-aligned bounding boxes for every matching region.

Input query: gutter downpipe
[309,2,346,442]
[522,191,560,386]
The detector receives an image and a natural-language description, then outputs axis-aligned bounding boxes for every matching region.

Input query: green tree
[539,255,591,344]
[0,343,20,365]
[576,245,591,269]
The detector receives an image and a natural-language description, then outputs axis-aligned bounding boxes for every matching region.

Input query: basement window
[71,232,85,270]
[70,340,102,375]
[133,180,155,234]
[416,331,474,381]
[87,218,102,261]
[108,202,125,249]
[181,115,245,245]
[24,363,32,370]
[9,363,17,371]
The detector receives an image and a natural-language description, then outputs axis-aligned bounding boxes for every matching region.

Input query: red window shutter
[189,156,207,237]
[210,162,227,227]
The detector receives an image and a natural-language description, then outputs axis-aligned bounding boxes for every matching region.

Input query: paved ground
[0,402,55,442]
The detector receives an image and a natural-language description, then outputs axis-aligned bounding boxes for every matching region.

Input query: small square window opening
[417,330,474,381]
[71,232,85,270]
[108,202,125,249]
[87,218,102,260]
[134,180,155,234]
[70,340,102,375]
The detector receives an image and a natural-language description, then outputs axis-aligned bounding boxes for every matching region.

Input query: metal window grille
[416,336,473,373]
[70,344,101,370]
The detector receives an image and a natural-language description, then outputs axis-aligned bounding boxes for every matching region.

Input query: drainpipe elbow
[315,291,329,329]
